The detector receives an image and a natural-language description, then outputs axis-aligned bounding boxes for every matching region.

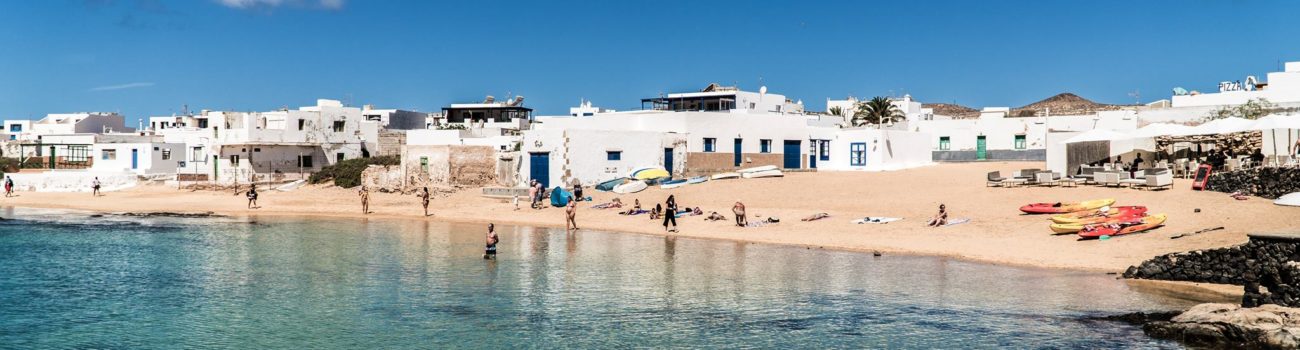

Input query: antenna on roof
[1128,90,1141,105]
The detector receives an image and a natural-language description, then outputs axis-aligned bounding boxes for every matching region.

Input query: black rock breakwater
[1206,167,1300,199]
[1124,233,1300,307]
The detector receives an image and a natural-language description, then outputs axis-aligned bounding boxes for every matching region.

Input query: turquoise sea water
[0,207,1187,349]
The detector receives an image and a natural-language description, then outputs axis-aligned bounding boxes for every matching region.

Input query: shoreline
[4,162,1295,274]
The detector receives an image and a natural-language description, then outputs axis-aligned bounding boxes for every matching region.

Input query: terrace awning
[1062,129,1132,144]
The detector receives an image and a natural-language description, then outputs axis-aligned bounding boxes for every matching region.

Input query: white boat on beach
[737,165,778,174]
[711,172,740,180]
[275,179,306,192]
[613,180,648,194]
[742,169,784,179]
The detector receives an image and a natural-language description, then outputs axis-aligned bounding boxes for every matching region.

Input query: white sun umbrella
[1129,123,1195,138]
[1251,114,1300,156]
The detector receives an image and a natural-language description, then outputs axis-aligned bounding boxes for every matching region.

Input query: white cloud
[217,0,344,10]
[89,82,155,92]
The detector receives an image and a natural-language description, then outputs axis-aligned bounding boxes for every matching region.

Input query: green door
[976,136,987,160]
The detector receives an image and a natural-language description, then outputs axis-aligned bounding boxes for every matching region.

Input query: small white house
[90,142,185,175]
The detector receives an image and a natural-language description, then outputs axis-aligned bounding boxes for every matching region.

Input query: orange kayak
[1078,214,1167,239]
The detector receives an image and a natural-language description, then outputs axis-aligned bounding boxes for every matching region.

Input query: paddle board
[686,176,708,184]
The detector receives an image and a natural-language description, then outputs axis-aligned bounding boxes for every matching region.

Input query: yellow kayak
[1020,198,1116,214]
[1049,212,1150,234]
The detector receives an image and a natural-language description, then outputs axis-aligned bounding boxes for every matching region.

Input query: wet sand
[4,161,1296,272]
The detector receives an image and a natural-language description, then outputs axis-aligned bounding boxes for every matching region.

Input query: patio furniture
[1003,178,1028,188]
[1014,169,1040,180]
[986,171,1007,187]
[1226,158,1240,172]
[1035,172,1058,187]
[1075,166,1099,184]
[1141,170,1173,190]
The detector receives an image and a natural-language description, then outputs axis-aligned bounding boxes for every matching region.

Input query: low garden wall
[1206,167,1300,199]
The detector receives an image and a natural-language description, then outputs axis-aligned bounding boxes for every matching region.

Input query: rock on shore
[1144,303,1300,349]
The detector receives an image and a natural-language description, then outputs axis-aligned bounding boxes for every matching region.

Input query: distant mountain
[1011,93,1128,117]
[922,103,980,118]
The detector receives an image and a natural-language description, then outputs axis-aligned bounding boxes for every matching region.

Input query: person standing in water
[663,195,678,233]
[359,186,370,214]
[565,199,578,233]
[419,187,431,216]
[483,223,498,260]
[246,184,259,209]
[91,177,102,197]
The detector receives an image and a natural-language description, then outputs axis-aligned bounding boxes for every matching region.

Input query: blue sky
[2,0,1299,124]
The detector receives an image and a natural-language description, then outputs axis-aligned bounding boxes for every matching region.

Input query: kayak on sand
[1050,206,1148,224]
[1077,214,1167,239]
[1019,198,1116,214]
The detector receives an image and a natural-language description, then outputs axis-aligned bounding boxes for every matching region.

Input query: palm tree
[853,96,905,127]
[828,106,843,116]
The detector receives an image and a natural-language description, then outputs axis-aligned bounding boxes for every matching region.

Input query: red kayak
[1078,214,1167,238]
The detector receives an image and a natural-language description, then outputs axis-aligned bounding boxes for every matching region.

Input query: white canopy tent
[1174,117,1255,136]
[1252,114,1300,156]
[1128,123,1196,139]
[1062,129,1133,144]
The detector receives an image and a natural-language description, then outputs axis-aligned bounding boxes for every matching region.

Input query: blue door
[808,140,818,169]
[131,149,138,169]
[529,152,549,188]
[663,148,674,175]
[733,138,743,167]
[783,140,801,169]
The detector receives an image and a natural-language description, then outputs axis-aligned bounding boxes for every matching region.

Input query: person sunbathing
[927,204,949,227]
[650,204,662,220]
[706,212,726,221]
[691,207,703,216]
[801,213,829,222]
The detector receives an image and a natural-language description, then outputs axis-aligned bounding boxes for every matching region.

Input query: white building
[569,100,615,116]
[520,85,930,188]
[151,99,379,183]
[825,94,936,125]
[361,105,428,130]
[90,142,185,175]
[1171,61,1300,108]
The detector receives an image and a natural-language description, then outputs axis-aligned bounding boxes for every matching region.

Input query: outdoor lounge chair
[1141,170,1173,190]
[986,171,1007,187]
[1014,169,1040,180]
[1035,172,1058,187]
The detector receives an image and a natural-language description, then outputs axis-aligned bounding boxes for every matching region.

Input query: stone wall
[1124,233,1300,307]
[375,130,406,157]
[1207,167,1300,199]
[379,145,499,192]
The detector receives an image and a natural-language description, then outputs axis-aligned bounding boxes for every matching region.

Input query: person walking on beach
[483,223,498,260]
[927,204,949,227]
[565,199,578,233]
[91,177,102,197]
[527,180,539,209]
[732,202,747,227]
[246,184,259,209]
[663,195,678,233]
[359,186,370,214]
[4,176,12,197]
[419,187,432,216]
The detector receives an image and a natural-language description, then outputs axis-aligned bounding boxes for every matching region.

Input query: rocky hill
[1011,93,1128,117]
[922,103,980,118]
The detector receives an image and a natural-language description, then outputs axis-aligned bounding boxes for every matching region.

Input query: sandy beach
[3,161,1295,272]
